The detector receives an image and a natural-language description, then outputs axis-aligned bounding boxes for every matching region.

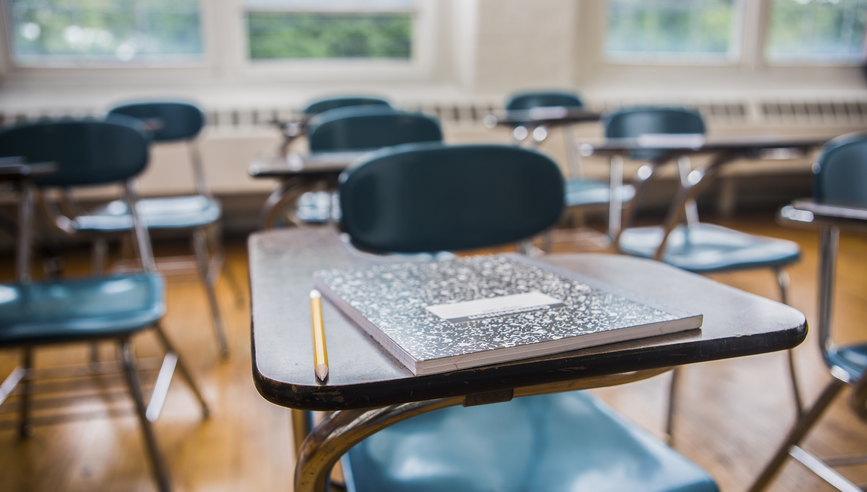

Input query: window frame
[0,0,437,82]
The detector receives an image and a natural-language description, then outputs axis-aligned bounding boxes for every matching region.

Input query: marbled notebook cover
[313,254,702,376]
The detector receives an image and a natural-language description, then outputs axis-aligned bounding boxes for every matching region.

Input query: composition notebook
[313,254,702,376]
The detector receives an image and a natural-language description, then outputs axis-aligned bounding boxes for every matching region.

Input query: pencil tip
[315,364,329,381]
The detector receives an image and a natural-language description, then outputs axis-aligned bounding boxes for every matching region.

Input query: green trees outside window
[11,0,203,62]
[247,12,412,60]
[606,0,737,60]
[766,0,867,64]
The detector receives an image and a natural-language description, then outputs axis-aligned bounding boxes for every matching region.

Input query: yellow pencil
[310,289,329,381]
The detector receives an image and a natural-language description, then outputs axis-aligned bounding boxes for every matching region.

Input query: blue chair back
[505,91,583,111]
[0,116,149,188]
[604,107,706,161]
[307,107,442,153]
[303,96,391,117]
[109,101,205,142]
[339,143,565,253]
[813,133,867,207]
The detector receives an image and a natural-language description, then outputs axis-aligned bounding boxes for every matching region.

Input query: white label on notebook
[425,291,565,323]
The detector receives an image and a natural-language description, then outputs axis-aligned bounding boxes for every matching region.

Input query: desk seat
[0,274,164,345]
[619,223,800,273]
[565,178,635,207]
[80,196,222,231]
[344,391,718,492]
[827,346,867,383]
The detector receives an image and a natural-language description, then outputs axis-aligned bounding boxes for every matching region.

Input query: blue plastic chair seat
[566,179,636,207]
[827,345,867,383]
[80,196,221,232]
[619,223,800,273]
[344,391,718,492]
[0,274,165,345]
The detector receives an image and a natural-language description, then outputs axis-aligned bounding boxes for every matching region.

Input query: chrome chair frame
[294,368,670,492]
[38,105,244,360]
[617,148,803,444]
[748,202,867,492]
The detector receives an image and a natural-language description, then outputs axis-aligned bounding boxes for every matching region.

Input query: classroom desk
[249,151,367,229]
[482,107,602,130]
[578,135,831,243]
[249,227,807,492]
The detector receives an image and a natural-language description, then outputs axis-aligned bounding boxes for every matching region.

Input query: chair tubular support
[260,176,315,230]
[748,378,847,492]
[0,366,26,407]
[189,140,212,199]
[16,183,34,283]
[665,366,681,446]
[123,180,156,272]
[789,446,863,492]
[145,352,178,422]
[614,157,671,251]
[608,155,624,239]
[653,151,737,261]
[117,339,172,492]
[294,368,671,492]
[193,228,231,360]
[153,323,210,419]
[849,374,867,423]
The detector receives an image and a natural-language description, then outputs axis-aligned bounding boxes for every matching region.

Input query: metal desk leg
[608,155,624,239]
[260,178,312,230]
[295,397,465,492]
[292,409,314,456]
[293,368,671,492]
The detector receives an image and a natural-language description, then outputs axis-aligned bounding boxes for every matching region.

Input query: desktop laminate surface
[250,228,806,411]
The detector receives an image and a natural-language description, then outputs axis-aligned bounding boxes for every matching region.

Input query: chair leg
[117,340,172,492]
[665,366,681,446]
[208,229,245,308]
[774,267,804,417]
[292,409,314,456]
[89,239,107,368]
[747,378,847,492]
[153,323,210,419]
[192,228,231,360]
[18,348,34,438]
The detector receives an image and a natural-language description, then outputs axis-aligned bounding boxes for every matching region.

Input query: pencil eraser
[310,289,321,299]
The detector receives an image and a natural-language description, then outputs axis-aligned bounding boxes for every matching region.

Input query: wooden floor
[1,213,866,491]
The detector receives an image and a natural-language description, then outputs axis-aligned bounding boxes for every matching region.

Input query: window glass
[766,0,867,64]
[606,0,738,61]
[245,0,414,60]
[10,0,203,63]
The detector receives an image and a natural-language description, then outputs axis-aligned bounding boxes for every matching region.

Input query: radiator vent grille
[2,98,866,129]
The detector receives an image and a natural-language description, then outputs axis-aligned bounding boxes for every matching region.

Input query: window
[605,0,740,62]
[765,0,867,64]
[8,0,204,64]
[245,0,415,61]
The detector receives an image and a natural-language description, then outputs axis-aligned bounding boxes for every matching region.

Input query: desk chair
[287,107,443,225]
[89,101,239,360]
[750,133,867,492]
[0,118,209,492]
[506,91,635,248]
[609,107,803,443]
[304,96,391,117]
[278,96,392,155]
[334,142,719,492]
